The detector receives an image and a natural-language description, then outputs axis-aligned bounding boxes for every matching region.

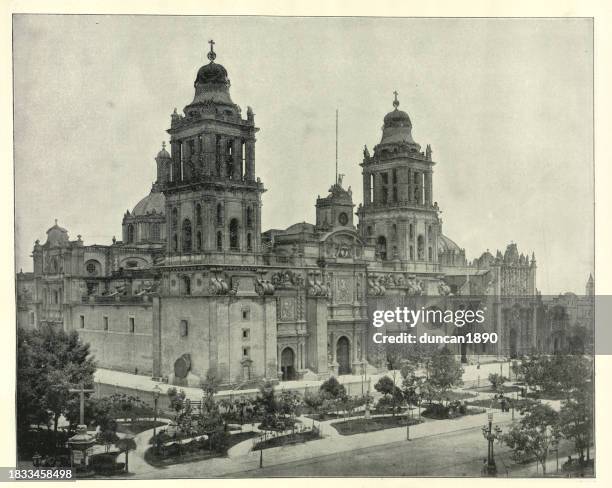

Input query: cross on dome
[393,90,400,109]
[207,39,216,62]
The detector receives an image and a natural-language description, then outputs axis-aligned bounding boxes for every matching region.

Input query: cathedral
[16,42,591,387]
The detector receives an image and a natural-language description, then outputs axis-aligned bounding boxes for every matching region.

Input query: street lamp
[551,437,560,474]
[482,412,502,476]
[152,384,162,438]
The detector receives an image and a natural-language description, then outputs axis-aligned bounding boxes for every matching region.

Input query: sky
[12,16,593,294]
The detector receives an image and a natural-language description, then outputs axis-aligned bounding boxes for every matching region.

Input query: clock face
[338,212,349,226]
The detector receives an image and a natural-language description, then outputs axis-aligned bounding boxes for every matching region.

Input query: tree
[488,373,508,392]
[319,376,347,400]
[426,347,464,404]
[115,436,137,472]
[17,325,96,440]
[559,383,593,463]
[374,375,403,416]
[498,402,559,475]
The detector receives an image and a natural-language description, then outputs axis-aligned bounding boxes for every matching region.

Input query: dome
[45,220,69,247]
[438,234,462,254]
[132,191,165,216]
[188,41,235,108]
[156,141,170,160]
[195,62,229,86]
[379,93,419,147]
[383,109,412,127]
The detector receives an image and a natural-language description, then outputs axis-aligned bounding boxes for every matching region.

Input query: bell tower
[159,40,265,261]
[357,92,440,267]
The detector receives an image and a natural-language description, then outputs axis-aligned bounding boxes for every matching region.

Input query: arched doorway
[280,347,296,381]
[336,336,351,375]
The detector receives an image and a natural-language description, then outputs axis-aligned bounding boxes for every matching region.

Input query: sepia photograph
[10,13,597,480]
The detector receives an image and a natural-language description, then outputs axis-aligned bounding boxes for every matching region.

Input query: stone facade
[16,42,594,387]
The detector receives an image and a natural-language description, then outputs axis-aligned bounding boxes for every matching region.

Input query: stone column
[245,139,255,181]
[363,172,371,205]
[234,137,243,180]
[203,133,215,177]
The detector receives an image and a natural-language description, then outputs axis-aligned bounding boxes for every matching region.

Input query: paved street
[231,424,576,478]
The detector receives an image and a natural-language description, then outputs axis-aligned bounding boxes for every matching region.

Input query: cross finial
[393,90,399,109]
[162,141,166,149]
[54,219,58,225]
[207,39,216,62]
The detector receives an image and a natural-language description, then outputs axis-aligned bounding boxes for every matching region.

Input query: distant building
[17,42,589,387]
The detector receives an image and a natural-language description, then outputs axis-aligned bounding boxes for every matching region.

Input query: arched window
[151,223,160,241]
[410,245,414,260]
[246,207,253,228]
[216,203,223,226]
[409,223,414,239]
[428,246,433,262]
[127,224,135,244]
[392,223,397,238]
[229,218,240,251]
[247,233,252,251]
[196,231,202,251]
[377,236,387,260]
[216,231,223,251]
[417,235,425,260]
[428,225,433,241]
[172,233,178,252]
[196,203,202,226]
[182,219,192,252]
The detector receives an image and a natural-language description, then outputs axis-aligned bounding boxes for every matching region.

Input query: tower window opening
[215,135,222,176]
[367,226,373,236]
[178,143,183,180]
[129,317,135,333]
[182,219,192,252]
[246,206,253,228]
[409,223,414,239]
[216,203,223,226]
[196,231,202,251]
[151,223,160,241]
[229,218,240,251]
[171,208,178,229]
[382,187,388,203]
[410,245,414,260]
[393,186,398,202]
[392,169,397,184]
[241,140,246,177]
[247,233,252,251]
[369,174,374,203]
[182,276,191,295]
[172,234,178,252]
[180,320,188,337]
[127,224,135,244]
[428,246,433,262]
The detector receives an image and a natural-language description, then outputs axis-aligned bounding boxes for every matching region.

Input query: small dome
[384,109,412,127]
[156,141,170,160]
[438,234,462,254]
[132,191,165,216]
[45,220,69,247]
[476,250,495,267]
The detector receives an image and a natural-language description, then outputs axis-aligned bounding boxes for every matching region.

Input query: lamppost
[152,385,161,438]
[551,437,560,474]
[482,412,502,476]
